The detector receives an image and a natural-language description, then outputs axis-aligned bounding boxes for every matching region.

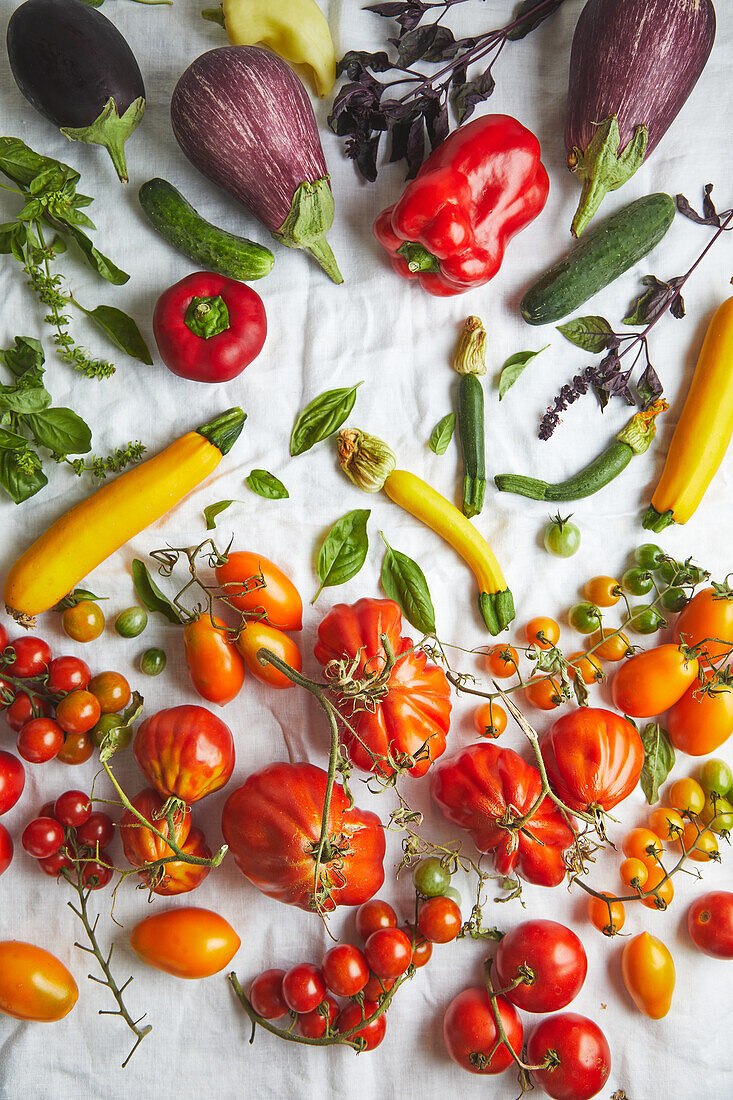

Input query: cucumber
[520,193,676,326]
[139,178,275,281]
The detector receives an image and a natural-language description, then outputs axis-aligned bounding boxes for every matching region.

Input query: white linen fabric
[0,1,731,1098]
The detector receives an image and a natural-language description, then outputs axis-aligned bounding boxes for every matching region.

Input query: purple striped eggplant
[171,46,342,284]
[565,0,716,236]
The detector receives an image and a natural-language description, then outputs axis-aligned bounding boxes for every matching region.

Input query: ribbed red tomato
[138,826,212,896]
[221,761,385,912]
[431,743,575,887]
[134,705,235,803]
[540,707,644,813]
[314,598,451,778]
[120,788,191,868]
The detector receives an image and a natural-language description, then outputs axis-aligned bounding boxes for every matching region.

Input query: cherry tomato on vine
[92,714,131,753]
[588,630,630,662]
[46,656,91,696]
[61,601,105,643]
[183,616,246,706]
[362,973,394,1001]
[76,812,115,851]
[698,759,733,798]
[82,858,113,890]
[661,586,688,613]
[335,1000,386,1051]
[418,896,461,944]
[443,885,462,908]
[130,907,241,979]
[412,857,451,898]
[22,817,64,859]
[0,677,14,710]
[622,566,654,596]
[214,551,303,631]
[7,694,51,733]
[4,636,52,678]
[235,622,302,689]
[568,602,602,635]
[0,941,78,1021]
[443,988,523,1075]
[17,717,64,764]
[88,672,131,715]
[0,750,25,814]
[586,893,625,936]
[473,702,507,738]
[543,515,580,558]
[495,920,587,1014]
[622,828,663,865]
[53,790,91,828]
[0,824,12,876]
[648,805,685,841]
[281,964,327,1013]
[403,923,433,968]
[567,652,603,685]
[249,969,288,1019]
[702,794,733,834]
[627,603,666,635]
[364,928,412,978]
[527,1013,611,1100]
[484,644,518,679]
[55,690,101,735]
[682,823,718,863]
[619,858,649,890]
[0,623,7,652]
[687,892,733,958]
[622,932,675,1019]
[322,944,369,997]
[56,731,94,766]
[583,576,620,607]
[37,849,74,877]
[635,543,664,570]
[296,994,338,1039]
[642,865,674,910]
[525,617,560,650]
[355,899,397,942]
[669,777,706,816]
[524,677,562,710]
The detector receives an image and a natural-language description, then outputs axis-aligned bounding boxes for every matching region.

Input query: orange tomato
[524,677,563,710]
[672,586,733,664]
[129,907,240,979]
[484,645,519,679]
[568,651,604,685]
[235,622,302,689]
[584,576,621,607]
[622,828,663,865]
[681,823,719,863]
[525,617,560,650]
[0,941,78,1021]
[183,615,246,706]
[588,630,631,662]
[642,865,674,910]
[611,644,699,718]
[622,932,675,1019]
[668,673,733,756]
[472,702,507,738]
[215,551,303,631]
[647,807,685,842]
[587,893,625,936]
[88,671,131,714]
[668,777,706,816]
[619,858,649,890]
[139,827,212,897]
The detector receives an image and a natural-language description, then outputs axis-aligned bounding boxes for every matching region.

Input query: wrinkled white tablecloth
[0,1,731,1097]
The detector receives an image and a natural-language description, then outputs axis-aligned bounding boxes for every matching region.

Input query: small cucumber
[139,178,274,281]
[520,193,676,326]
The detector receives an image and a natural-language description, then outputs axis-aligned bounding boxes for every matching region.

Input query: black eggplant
[6,0,146,183]
[565,0,716,236]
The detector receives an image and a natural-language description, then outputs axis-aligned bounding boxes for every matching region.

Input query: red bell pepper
[153,271,267,383]
[373,115,549,297]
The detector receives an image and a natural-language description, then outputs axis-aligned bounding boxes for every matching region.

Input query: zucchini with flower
[453,317,488,518]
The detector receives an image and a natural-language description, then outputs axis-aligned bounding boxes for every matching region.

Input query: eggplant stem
[60,96,146,185]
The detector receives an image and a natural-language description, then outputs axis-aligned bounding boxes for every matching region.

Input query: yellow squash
[4,408,245,627]
[644,296,733,531]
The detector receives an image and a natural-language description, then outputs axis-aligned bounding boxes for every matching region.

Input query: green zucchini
[520,193,676,326]
[457,372,485,517]
[139,178,275,281]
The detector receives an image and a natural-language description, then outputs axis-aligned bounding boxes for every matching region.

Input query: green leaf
[99,690,144,762]
[131,559,182,624]
[557,316,615,353]
[640,722,676,805]
[0,137,80,191]
[0,336,45,378]
[62,224,129,285]
[380,535,436,634]
[81,305,152,364]
[203,500,239,530]
[0,386,51,414]
[290,382,362,456]
[315,509,370,601]
[498,344,549,399]
[0,427,30,450]
[55,588,107,610]
[0,448,47,504]
[429,413,455,455]
[246,469,289,499]
[25,408,92,455]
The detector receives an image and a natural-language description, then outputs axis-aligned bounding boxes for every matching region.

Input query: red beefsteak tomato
[431,743,575,887]
[221,761,385,912]
[540,708,644,813]
[120,788,191,868]
[314,598,451,778]
[134,705,235,804]
[138,826,212,896]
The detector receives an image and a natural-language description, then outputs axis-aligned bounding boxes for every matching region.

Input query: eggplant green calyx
[618,399,669,455]
[397,241,440,274]
[60,96,145,185]
[185,295,231,339]
[453,315,487,376]
[338,428,396,493]
[273,178,343,284]
[196,407,247,455]
[568,115,648,237]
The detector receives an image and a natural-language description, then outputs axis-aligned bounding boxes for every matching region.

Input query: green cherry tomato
[568,602,602,635]
[627,604,666,635]
[635,543,665,569]
[622,567,654,596]
[443,886,462,908]
[115,607,148,639]
[140,648,166,676]
[92,713,131,752]
[656,559,681,584]
[543,515,581,558]
[702,794,733,835]
[412,857,451,898]
[661,586,689,613]
[698,759,733,799]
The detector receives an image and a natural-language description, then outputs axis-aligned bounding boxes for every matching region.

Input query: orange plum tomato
[611,644,699,718]
[673,586,733,664]
[622,932,675,1019]
[235,621,302,689]
[214,551,303,631]
[668,674,733,757]
[129,907,240,979]
[0,941,78,1021]
[588,630,630,662]
[587,894,625,936]
[183,615,246,706]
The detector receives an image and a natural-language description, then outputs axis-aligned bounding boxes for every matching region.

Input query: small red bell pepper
[153,271,267,383]
[373,114,550,297]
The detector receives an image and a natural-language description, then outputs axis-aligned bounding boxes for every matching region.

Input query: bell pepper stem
[196,407,247,455]
[60,96,146,185]
[397,241,440,273]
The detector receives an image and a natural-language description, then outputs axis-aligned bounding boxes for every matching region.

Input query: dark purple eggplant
[565,0,716,236]
[6,0,145,183]
[170,45,342,284]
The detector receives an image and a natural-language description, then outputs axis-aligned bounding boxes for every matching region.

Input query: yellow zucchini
[4,408,245,626]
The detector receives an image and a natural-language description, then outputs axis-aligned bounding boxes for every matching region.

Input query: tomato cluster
[22,791,114,888]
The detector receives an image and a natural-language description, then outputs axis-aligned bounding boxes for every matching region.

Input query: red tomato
[183,616,246,706]
[362,973,394,1001]
[222,761,385,912]
[55,690,101,735]
[322,944,369,997]
[335,1000,386,1051]
[314,598,452,779]
[22,817,64,859]
[120,788,191,868]
[356,898,397,941]
[403,923,433,968]
[56,731,94,766]
[235,622,302,689]
[38,849,74,877]
[0,750,25,814]
[88,672,131,714]
[0,823,12,876]
[215,551,303,631]
[76,812,114,851]
[364,927,412,978]
[139,827,212,896]
[249,969,288,1019]
[7,694,51,733]
[82,858,113,890]
[611,644,699,717]
[673,587,733,663]
[417,896,462,943]
[130,907,241,979]
[296,994,338,1038]
[687,891,733,958]
[495,920,587,1013]
[0,941,78,1021]
[281,964,327,1013]
[53,790,91,828]
[134,705,235,803]
[668,673,733,756]
[527,1013,611,1100]
[17,718,64,764]
[0,677,14,709]
[443,988,523,1075]
[4,636,51,678]
[540,708,644,813]
[46,656,91,696]
[431,742,575,888]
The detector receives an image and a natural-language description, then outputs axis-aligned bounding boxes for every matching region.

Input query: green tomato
[443,886,462,908]
[627,604,666,635]
[568,602,602,635]
[543,515,581,558]
[698,759,733,799]
[635,543,665,569]
[92,713,131,752]
[622,567,654,596]
[115,606,148,638]
[661,586,689,613]
[412,857,451,898]
[702,794,733,835]
[140,648,166,676]
[656,559,681,584]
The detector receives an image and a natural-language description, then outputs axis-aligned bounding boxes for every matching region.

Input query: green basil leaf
[1,336,45,378]
[429,413,455,455]
[498,344,549,400]
[81,305,152,363]
[0,448,47,504]
[246,469,289,500]
[203,500,239,530]
[315,509,370,601]
[55,588,107,610]
[0,386,51,414]
[62,224,129,285]
[0,222,24,255]
[380,535,436,634]
[0,427,29,450]
[556,316,614,353]
[131,559,182,624]
[0,137,80,190]
[640,721,676,805]
[290,382,363,456]
[25,408,92,455]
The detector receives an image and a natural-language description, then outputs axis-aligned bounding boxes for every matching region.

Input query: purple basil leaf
[450,68,495,125]
[356,134,381,181]
[394,24,440,67]
[670,291,686,319]
[366,2,415,17]
[425,97,449,149]
[676,190,719,227]
[388,119,411,163]
[337,51,393,78]
[702,183,721,226]
[508,0,565,41]
[637,362,664,407]
[556,315,615,353]
[405,116,426,178]
[423,26,460,62]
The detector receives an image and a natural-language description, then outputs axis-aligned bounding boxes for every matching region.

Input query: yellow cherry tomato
[668,777,706,816]
[622,828,663,865]
[129,907,241,979]
[568,651,604,685]
[584,576,621,607]
[619,857,649,890]
[524,677,563,711]
[701,794,733,834]
[589,630,631,662]
[472,702,507,739]
[0,941,78,1021]
[587,893,625,936]
[484,644,519,679]
[524,616,560,650]
[642,865,674,910]
[648,806,685,842]
[681,823,719,863]
[622,932,675,1019]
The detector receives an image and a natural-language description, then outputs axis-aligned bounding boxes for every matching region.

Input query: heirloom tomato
[335,1000,386,1051]
[668,673,733,756]
[0,942,78,1022]
[183,615,245,706]
[443,988,523,1075]
[540,708,643,813]
[88,672,131,714]
[134,705,235,803]
[687,891,733,958]
[235,621,301,689]
[527,1013,611,1100]
[221,761,385,912]
[431,743,575,887]
[138,826,212,896]
[120,788,191,868]
[495,920,587,1013]
[0,750,25,814]
[673,586,733,663]
[314,598,451,778]
[611,644,699,717]
[622,932,675,1019]
[130,907,240,979]
[215,551,303,631]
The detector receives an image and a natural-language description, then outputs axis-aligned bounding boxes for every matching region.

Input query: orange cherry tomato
[673,586,733,664]
[183,615,246,706]
[235,622,302,689]
[587,893,625,936]
[525,617,560,650]
[642,865,674,910]
[668,673,733,757]
[129,906,241,979]
[88,671,131,715]
[55,690,101,735]
[681,823,719,863]
[139,827,212,897]
[524,677,563,711]
[567,651,604,685]
[647,807,685,842]
[0,941,78,1021]
[472,702,507,738]
[669,777,706,816]
[619,857,649,890]
[584,576,621,608]
[588,630,631,662]
[56,730,94,765]
[611,644,699,718]
[622,828,663,865]
[215,551,303,631]
[622,932,675,1019]
[484,645,519,679]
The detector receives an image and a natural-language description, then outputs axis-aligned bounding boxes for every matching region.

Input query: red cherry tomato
[56,731,94,766]
[55,690,101,735]
[46,656,91,696]
[322,944,369,997]
[527,1013,611,1100]
[53,790,91,829]
[22,817,64,859]
[76,812,115,851]
[0,677,14,709]
[364,927,412,979]
[687,891,733,959]
[37,849,74,877]
[443,988,523,1075]
[296,994,338,1039]
[134,705,235,804]
[88,672,132,715]
[335,1000,386,1051]
[402,923,433,969]
[362,973,394,1001]
[17,718,64,764]
[355,899,397,942]
[0,823,12,876]
[249,969,288,1020]
[0,750,25,814]
[418,896,462,944]
[82,858,113,890]
[281,964,327,1014]
[215,551,303,631]
[7,694,51,733]
[4,636,52,678]
[495,920,588,1013]
[0,623,7,651]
